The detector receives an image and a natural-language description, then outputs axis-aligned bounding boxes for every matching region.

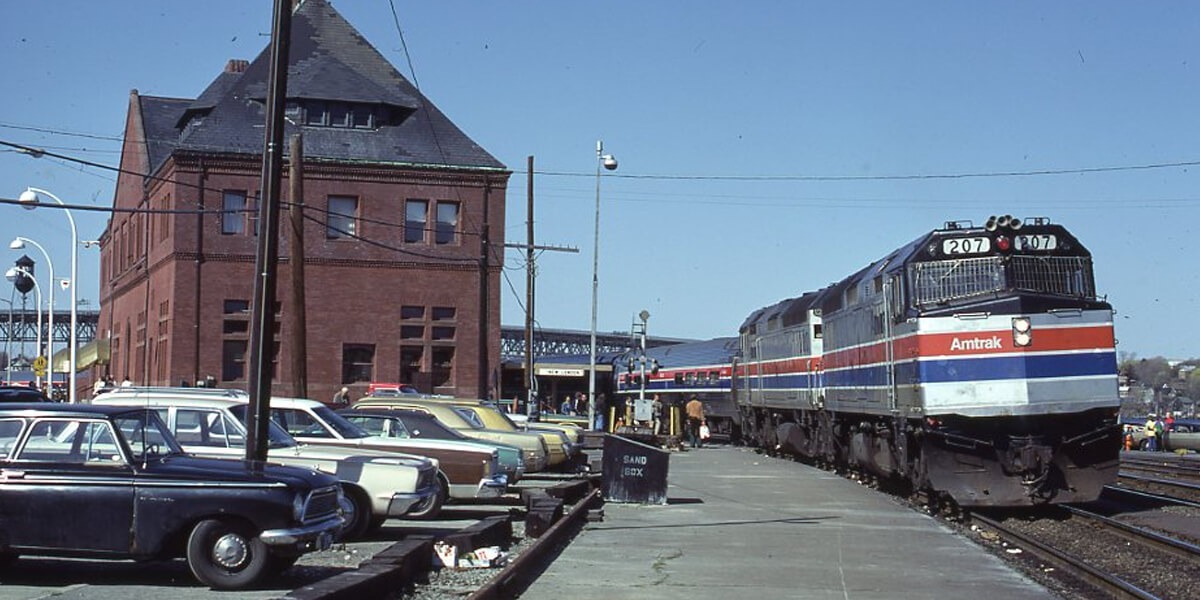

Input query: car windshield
[115,409,185,462]
[229,405,298,448]
[310,405,372,439]
[399,414,465,441]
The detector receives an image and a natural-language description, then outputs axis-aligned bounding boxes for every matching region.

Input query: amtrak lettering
[949,336,1004,351]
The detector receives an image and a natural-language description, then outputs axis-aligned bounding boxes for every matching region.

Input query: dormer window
[289,100,379,129]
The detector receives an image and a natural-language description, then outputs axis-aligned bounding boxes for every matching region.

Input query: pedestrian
[685,395,705,448]
[333,386,352,406]
[1154,417,1165,452]
[651,394,664,436]
[120,375,133,387]
[594,393,607,432]
[560,395,573,415]
[1144,415,1158,452]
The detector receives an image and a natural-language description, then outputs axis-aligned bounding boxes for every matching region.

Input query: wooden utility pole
[245,0,292,462]
[287,133,308,398]
[525,156,535,412]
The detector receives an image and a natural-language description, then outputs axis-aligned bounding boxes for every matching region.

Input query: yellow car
[396,398,580,466]
[351,398,550,472]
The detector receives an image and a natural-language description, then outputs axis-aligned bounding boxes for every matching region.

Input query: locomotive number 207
[941,237,991,255]
[1015,234,1058,251]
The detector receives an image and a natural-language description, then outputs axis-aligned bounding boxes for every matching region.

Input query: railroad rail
[968,512,1156,600]
[1061,505,1200,564]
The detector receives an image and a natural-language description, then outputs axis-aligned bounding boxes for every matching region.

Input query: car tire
[186,518,270,590]
[339,487,372,540]
[405,474,447,520]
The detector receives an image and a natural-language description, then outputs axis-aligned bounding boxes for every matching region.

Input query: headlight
[293,492,307,522]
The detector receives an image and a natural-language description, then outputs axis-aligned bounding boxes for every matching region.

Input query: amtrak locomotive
[616,215,1121,508]
[738,215,1120,507]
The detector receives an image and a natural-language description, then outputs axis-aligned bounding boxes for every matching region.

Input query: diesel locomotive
[615,215,1121,508]
[736,215,1121,507]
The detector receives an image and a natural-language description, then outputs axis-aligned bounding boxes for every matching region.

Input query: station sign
[536,367,584,377]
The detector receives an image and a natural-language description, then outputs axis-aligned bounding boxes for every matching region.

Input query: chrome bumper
[259,515,343,551]
[474,474,509,499]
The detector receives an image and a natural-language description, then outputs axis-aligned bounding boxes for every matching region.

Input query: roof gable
[141,0,503,172]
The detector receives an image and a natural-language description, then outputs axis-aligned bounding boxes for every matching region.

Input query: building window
[400,325,424,339]
[222,340,248,381]
[401,305,425,320]
[431,326,455,341]
[435,202,459,245]
[405,200,428,243]
[431,307,456,321]
[326,196,358,239]
[400,345,423,384]
[342,344,375,384]
[222,191,247,235]
[431,347,454,389]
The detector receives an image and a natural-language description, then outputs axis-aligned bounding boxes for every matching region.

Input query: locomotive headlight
[1012,317,1033,347]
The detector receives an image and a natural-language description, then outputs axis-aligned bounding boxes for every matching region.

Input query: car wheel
[1139,439,1150,451]
[338,487,372,541]
[405,474,447,520]
[186,518,270,590]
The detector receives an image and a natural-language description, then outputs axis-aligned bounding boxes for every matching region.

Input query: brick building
[98,0,509,402]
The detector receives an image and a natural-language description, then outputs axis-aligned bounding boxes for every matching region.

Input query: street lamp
[6,267,42,388]
[18,188,78,403]
[10,238,53,390]
[589,140,618,432]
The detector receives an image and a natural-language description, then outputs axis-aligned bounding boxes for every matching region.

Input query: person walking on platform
[1144,415,1158,452]
[651,394,664,436]
[685,395,705,448]
[332,386,352,406]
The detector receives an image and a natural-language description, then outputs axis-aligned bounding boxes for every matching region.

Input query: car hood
[271,443,437,470]
[146,454,337,489]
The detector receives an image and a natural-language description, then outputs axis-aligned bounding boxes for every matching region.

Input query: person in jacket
[685,396,705,448]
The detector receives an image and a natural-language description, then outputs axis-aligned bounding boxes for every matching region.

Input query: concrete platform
[519,445,1050,600]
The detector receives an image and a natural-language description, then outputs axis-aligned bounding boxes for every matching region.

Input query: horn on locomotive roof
[985,216,998,231]
[996,214,1011,229]
[1009,217,1022,230]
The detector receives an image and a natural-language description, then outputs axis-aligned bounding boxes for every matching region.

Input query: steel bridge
[499,325,688,361]
[0,309,99,348]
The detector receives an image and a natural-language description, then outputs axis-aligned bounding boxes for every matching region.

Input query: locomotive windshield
[910,254,1095,307]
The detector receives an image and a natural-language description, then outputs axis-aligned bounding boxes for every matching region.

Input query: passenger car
[351,398,551,472]
[339,408,526,482]
[0,385,51,403]
[92,389,442,538]
[265,397,510,502]
[406,397,581,466]
[0,403,343,590]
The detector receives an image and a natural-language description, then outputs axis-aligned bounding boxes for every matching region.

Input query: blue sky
[1,2,1197,360]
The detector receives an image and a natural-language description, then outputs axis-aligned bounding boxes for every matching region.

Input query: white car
[92,388,443,538]
[267,397,509,502]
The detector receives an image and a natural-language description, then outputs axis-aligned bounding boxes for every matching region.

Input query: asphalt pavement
[519,444,1051,600]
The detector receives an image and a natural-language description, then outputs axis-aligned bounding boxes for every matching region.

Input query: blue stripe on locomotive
[910,351,1117,383]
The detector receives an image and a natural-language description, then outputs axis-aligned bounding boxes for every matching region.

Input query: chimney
[225,59,250,74]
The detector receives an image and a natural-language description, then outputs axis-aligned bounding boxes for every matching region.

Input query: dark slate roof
[139,0,504,175]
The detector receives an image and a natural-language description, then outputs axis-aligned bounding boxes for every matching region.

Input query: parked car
[265,397,510,503]
[350,397,550,472]
[339,408,526,482]
[1121,416,1200,452]
[366,382,421,397]
[0,385,52,403]
[420,398,581,466]
[92,389,443,538]
[0,403,343,590]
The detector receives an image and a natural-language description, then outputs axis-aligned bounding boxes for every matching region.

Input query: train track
[969,494,1200,600]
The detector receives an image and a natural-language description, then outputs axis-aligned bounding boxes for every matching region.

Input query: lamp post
[589,140,618,431]
[0,297,10,384]
[18,188,78,403]
[6,267,42,388]
[10,238,53,390]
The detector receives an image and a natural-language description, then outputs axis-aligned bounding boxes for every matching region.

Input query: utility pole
[478,177,491,400]
[287,133,308,398]
[503,155,578,415]
[525,157,535,414]
[245,0,292,462]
